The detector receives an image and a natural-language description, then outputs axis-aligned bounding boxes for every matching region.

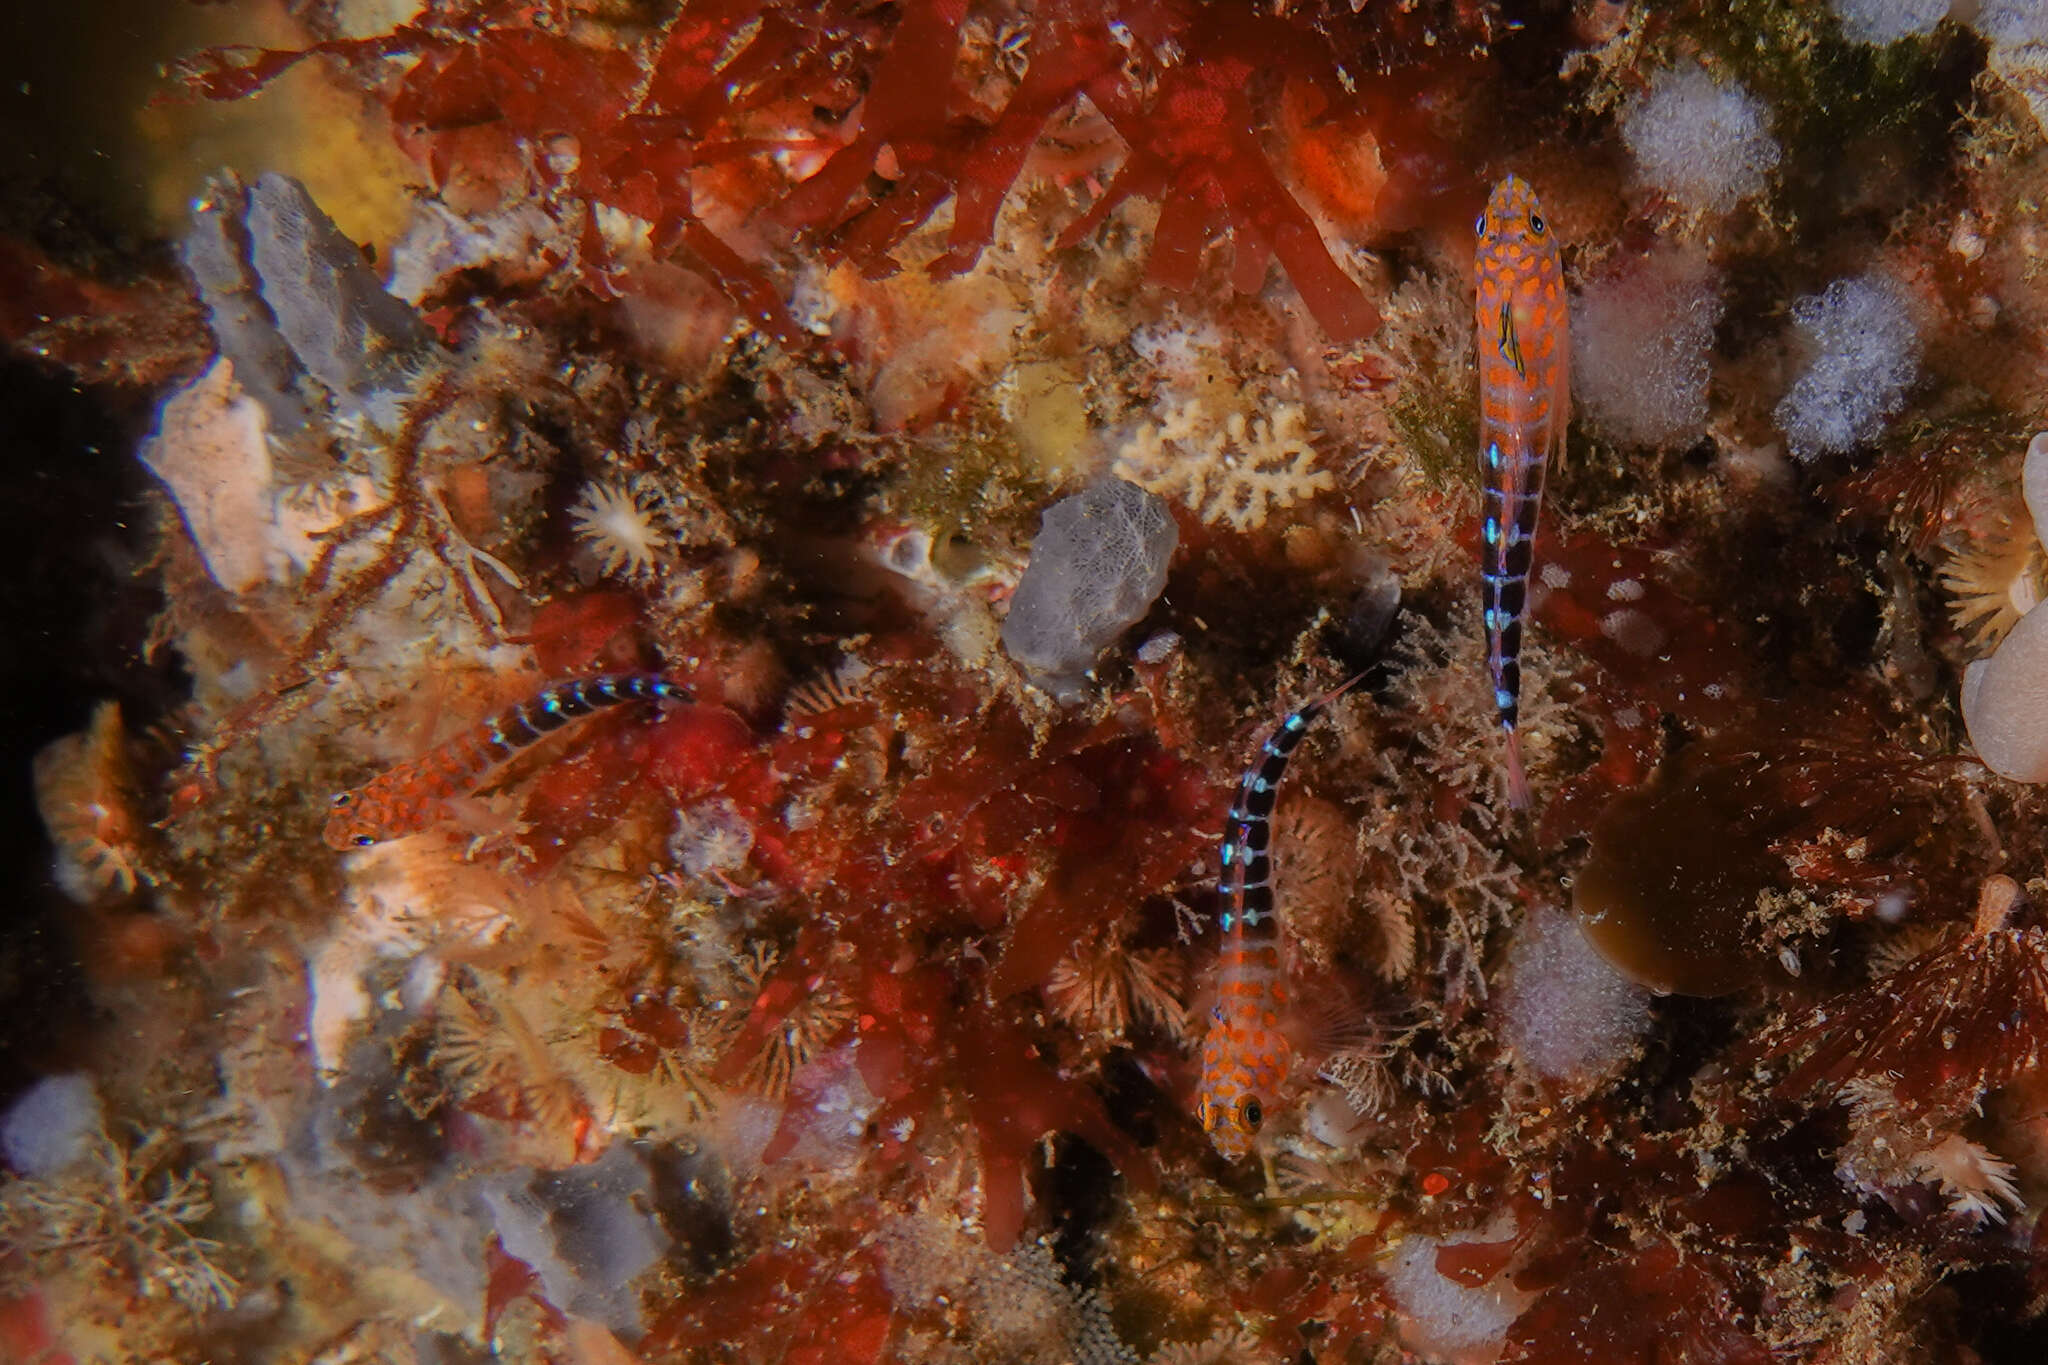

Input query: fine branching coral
[1045,932,1188,1046]
[0,1130,236,1314]
[1116,399,1335,534]
[722,940,857,1098]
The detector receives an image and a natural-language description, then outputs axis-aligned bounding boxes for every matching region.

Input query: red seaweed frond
[1048,4,1382,340]
[1824,409,2029,555]
[1502,1241,1769,1365]
[1698,715,1977,914]
[772,0,1385,338]
[1764,877,2048,1120]
[176,0,1397,341]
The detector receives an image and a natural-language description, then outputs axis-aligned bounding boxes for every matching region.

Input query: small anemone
[1938,517,2044,651]
[568,477,669,581]
[1907,1134,2023,1225]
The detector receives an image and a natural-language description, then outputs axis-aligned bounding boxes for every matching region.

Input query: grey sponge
[182,172,442,434]
[182,176,308,434]
[1002,478,1178,701]
[246,173,440,428]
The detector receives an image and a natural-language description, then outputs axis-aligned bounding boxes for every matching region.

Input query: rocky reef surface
[6,2,2048,1362]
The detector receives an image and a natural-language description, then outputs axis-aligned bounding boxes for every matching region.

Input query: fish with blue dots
[1474,174,1569,809]
[323,674,692,849]
[1194,672,1364,1161]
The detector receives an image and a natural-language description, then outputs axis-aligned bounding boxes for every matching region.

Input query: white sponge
[1831,0,1950,44]
[1773,273,1921,460]
[1975,0,2048,43]
[1963,604,2048,782]
[1571,248,1723,449]
[2023,431,2048,550]
[1,1074,104,1177]
[1383,1222,1537,1360]
[1500,906,1653,1083]
[1620,66,1781,213]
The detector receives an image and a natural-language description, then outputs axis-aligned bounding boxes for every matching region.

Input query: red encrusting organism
[173,0,1453,344]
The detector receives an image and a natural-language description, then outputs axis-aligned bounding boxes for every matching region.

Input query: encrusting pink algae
[5,2,2048,1363]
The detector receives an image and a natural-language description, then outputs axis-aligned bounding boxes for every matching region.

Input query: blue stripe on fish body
[1215,679,1362,951]
[485,672,691,752]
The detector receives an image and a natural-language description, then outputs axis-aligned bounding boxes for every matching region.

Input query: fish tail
[1503,726,1530,810]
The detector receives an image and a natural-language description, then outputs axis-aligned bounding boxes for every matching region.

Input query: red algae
[1502,1242,1768,1365]
[1763,876,2048,1121]
[178,0,1401,343]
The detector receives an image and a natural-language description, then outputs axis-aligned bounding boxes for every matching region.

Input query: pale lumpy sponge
[1620,65,1780,213]
[1,1074,104,1177]
[1773,273,1920,460]
[1002,478,1178,701]
[1830,0,1949,44]
[1571,247,1723,449]
[1501,905,1653,1083]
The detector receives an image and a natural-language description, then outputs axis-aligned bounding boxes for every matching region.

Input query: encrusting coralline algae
[8,2,2048,1363]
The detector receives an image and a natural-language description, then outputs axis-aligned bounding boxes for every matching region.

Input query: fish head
[1196,1012,1286,1161]
[1476,174,1553,253]
[323,788,384,850]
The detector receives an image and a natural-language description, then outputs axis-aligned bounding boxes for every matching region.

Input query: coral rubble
[10,2,2048,1363]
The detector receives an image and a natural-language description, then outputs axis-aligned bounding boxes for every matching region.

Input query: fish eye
[1474,212,1486,235]
[1529,212,1546,235]
[1238,1097,1263,1132]
[331,792,352,807]
[353,834,376,848]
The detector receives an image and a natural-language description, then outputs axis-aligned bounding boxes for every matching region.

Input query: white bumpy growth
[1571,247,1724,449]
[1773,273,1921,460]
[1830,0,1950,44]
[1620,65,1781,213]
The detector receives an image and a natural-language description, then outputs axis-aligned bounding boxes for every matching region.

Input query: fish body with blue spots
[1195,674,1362,1161]
[323,673,691,849]
[1474,175,1569,809]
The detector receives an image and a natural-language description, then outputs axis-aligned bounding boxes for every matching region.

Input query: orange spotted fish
[324,673,690,849]
[1195,674,1362,1161]
[1474,175,1569,809]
